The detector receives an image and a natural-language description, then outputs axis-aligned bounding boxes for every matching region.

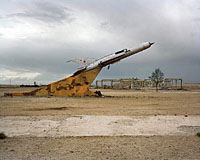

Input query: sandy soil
[1,136,200,160]
[1,88,200,116]
[1,115,200,137]
[0,87,200,160]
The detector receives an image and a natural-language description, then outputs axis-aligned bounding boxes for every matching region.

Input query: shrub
[0,132,7,139]
[197,132,200,137]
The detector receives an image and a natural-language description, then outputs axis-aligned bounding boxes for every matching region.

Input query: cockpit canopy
[115,49,128,54]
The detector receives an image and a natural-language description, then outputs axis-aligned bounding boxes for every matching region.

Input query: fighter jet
[67,42,154,74]
[6,42,154,97]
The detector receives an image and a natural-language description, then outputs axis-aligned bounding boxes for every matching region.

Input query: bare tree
[149,68,164,92]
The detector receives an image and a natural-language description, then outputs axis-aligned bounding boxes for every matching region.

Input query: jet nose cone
[149,42,155,46]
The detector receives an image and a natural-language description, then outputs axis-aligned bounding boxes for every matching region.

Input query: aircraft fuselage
[85,42,154,71]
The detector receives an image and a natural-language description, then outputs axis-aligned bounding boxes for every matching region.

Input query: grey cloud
[193,18,200,21]
[0,0,200,84]
[6,2,75,24]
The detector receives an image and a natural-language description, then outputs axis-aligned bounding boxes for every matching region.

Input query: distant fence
[0,84,40,88]
[95,78,183,90]
[0,85,20,88]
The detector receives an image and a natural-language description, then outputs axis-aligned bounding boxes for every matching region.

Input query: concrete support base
[5,67,102,97]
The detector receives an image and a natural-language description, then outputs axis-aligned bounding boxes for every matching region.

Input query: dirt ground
[0,87,200,160]
[1,136,200,160]
[1,88,200,117]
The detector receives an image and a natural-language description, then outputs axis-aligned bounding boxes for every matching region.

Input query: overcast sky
[0,0,200,85]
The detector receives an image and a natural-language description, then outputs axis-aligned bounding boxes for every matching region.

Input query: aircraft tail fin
[66,58,97,67]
